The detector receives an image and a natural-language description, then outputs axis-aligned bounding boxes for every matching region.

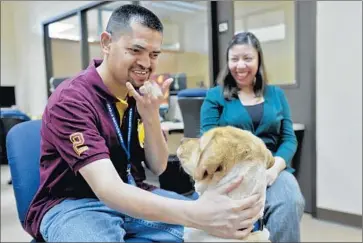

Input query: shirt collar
[85,59,118,103]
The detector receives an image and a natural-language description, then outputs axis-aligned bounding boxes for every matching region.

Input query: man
[24,4,262,242]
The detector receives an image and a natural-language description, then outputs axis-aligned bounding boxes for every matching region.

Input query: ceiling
[49,1,207,41]
[48,1,292,45]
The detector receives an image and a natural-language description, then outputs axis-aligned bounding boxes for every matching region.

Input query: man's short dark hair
[106,4,163,38]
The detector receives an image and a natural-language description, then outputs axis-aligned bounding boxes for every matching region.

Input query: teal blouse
[200,85,297,173]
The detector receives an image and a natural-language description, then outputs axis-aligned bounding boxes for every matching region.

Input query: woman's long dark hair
[216,32,269,100]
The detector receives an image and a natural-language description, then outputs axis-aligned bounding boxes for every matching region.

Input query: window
[44,1,211,98]
[234,1,296,85]
[86,1,132,61]
[49,15,82,78]
[139,1,210,89]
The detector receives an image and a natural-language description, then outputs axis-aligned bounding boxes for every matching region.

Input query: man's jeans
[40,171,305,242]
[40,189,195,242]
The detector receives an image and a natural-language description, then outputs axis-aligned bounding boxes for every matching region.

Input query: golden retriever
[177,126,274,242]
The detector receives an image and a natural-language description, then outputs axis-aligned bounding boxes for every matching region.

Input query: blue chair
[177,88,207,98]
[6,120,41,240]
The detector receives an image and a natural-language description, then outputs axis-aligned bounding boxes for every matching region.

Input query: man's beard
[127,73,151,88]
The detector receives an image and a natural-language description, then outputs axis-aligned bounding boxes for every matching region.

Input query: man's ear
[100,31,112,55]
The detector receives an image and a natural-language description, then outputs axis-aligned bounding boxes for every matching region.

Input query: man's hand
[126,79,173,175]
[187,176,263,239]
[126,79,173,123]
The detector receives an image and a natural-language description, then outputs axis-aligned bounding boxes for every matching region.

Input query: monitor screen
[0,86,16,108]
[170,73,187,93]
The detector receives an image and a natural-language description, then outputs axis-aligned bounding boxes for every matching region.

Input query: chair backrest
[177,88,208,138]
[170,73,187,93]
[6,120,42,225]
[1,116,31,164]
[49,77,69,93]
[0,119,6,164]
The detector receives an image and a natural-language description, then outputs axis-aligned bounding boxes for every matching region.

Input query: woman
[200,32,305,242]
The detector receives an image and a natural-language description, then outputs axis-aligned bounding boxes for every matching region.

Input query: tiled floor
[1,164,362,242]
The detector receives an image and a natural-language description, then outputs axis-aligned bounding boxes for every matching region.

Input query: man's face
[105,21,163,88]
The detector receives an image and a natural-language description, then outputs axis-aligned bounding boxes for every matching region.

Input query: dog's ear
[194,131,228,181]
[266,151,275,169]
[194,131,231,181]
[199,130,216,152]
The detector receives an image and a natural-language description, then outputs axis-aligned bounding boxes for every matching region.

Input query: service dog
[177,126,274,242]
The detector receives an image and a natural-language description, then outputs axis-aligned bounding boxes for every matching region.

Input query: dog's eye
[216,165,223,172]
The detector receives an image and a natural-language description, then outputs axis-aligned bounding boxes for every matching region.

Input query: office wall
[51,38,209,89]
[316,1,362,216]
[1,2,17,87]
[234,1,296,85]
[1,1,92,116]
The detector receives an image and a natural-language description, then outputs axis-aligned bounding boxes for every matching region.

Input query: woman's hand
[266,156,286,186]
[126,79,173,123]
[266,167,279,186]
[187,176,264,239]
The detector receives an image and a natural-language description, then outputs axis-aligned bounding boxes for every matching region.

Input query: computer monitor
[0,86,16,108]
[169,73,187,95]
[50,77,69,93]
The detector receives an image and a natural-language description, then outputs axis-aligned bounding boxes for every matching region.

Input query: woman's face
[228,44,259,88]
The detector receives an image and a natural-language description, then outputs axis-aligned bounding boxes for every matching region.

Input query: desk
[161,121,184,134]
[161,121,305,134]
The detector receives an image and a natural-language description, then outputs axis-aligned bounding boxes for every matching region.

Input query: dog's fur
[177,126,275,242]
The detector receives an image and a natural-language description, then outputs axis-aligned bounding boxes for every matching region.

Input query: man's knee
[125,217,184,242]
[43,218,126,242]
[40,198,125,242]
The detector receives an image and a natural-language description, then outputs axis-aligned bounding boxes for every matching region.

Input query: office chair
[49,77,69,93]
[6,120,41,240]
[159,88,207,196]
[177,88,208,138]
[1,117,31,165]
[169,73,187,95]
[0,119,6,165]
[1,109,32,185]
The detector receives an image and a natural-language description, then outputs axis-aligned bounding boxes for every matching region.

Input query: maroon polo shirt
[24,59,156,241]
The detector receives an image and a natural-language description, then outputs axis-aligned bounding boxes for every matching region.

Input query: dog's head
[177,126,275,185]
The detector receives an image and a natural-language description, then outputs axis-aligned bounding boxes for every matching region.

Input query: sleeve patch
[70,132,89,156]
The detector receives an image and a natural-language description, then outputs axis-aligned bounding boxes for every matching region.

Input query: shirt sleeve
[274,87,298,165]
[45,94,110,173]
[200,88,222,135]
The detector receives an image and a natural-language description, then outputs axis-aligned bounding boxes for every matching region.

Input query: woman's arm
[274,87,298,170]
[200,88,222,135]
